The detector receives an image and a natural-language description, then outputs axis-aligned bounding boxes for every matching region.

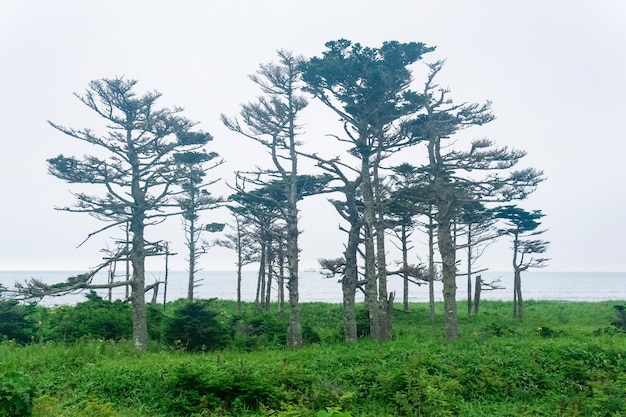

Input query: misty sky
[1,1,625,273]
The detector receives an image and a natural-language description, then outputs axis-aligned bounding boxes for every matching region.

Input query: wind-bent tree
[386,163,427,312]
[406,61,544,339]
[302,39,434,340]
[307,154,363,341]
[173,150,224,301]
[222,50,308,348]
[456,202,499,315]
[43,77,213,351]
[215,210,259,313]
[495,205,550,319]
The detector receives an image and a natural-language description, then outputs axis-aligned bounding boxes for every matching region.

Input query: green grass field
[1,300,625,416]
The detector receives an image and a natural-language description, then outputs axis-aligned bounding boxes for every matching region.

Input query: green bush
[161,362,279,414]
[163,299,231,351]
[0,301,36,343]
[43,291,132,342]
[231,311,288,349]
[0,370,33,417]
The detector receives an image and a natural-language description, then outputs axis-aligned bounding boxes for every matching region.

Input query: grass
[1,299,625,416]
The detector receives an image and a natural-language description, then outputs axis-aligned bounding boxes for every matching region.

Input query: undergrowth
[1,299,625,416]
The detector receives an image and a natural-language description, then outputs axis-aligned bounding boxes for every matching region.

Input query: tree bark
[438,212,458,340]
[361,159,380,340]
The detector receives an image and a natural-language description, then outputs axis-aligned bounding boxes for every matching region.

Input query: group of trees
[10,39,549,350]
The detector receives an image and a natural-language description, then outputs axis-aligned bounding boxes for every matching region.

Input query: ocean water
[1,270,625,307]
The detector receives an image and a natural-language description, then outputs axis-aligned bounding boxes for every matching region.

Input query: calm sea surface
[1,270,625,306]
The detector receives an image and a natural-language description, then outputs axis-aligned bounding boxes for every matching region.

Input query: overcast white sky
[1,1,625,273]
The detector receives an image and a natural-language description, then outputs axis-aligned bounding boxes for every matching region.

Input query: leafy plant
[611,304,626,331]
[0,370,33,417]
[163,299,231,351]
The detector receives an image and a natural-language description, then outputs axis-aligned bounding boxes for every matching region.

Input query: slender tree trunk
[428,208,436,320]
[438,211,458,340]
[187,218,196,302]
[163,244,170,310]
[129,214,148,351]
[373,154,392,341]
[512,233,520,318]
[513,268,524,320]
[236,219,243,314]
[361,159,380,340]
[278,249,285,314]
[467,224,472,315]
[343,223,359,341]
[473,275,481,314]
[402,224,409,312]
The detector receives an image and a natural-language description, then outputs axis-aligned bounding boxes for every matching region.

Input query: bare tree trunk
[467,224,473,315]
[187,218,196,302]
[361,160,381,340]
[428,209,436,320]
[402,224,409,312]
[163,244,170,310]
[513,268,524,320]
[473,275,481,315]
[129,214,148,352]
[373,155,392,341]
[438,212,458,340]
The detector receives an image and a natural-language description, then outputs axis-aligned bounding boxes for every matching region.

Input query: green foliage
[0,300,36,343]
[2,300,626,416]
[42,291,132,342]
[163,299,231,351]
[161,361,279,415]
[0,371,33,417]
[231,311,288,349]
[611,304,626,330]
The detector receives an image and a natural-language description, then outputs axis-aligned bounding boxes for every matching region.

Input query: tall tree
[44,77,213,351]
[456,202,498,315]
[222,50,308,348]
[215,210,259,313]
[495,205,550,319]
[386,163,425,312]
[406,61,544,339]
[173,150,223,301]
[302,39,434,340]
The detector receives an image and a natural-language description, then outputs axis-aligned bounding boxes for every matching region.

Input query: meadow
[1,299,625,416]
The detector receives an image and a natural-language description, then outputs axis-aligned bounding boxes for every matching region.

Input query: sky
[0,1,625,273]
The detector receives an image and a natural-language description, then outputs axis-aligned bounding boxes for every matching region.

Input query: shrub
[231,311,288,349]
[0,370,33,417]
[611,304,626,331]
[0,300,35,343]
[43,291,132,342]
[163,299,231,351]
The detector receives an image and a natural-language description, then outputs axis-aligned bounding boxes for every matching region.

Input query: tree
[386,163,427,312]
[173,150,224,301]
[456,202,499,315]
[222,50,309,348]
[302,39,434,340]
[495,205,550,319]
[215,210,259,313]
[406,61,544,339]
[42,77,214,351]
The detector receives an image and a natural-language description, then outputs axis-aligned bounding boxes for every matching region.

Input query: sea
[1,270,625,307]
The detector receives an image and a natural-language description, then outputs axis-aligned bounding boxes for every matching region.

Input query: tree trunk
[513,268,524,320]
[473,275,481,314]
[361,159,380,340]
[373,155,392,341]
[402,224,409,312]
[428,208,436,321]
[466,224,473,315]
[438,212,458,340]
[187,217,196,302]
[129,214,148,352]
